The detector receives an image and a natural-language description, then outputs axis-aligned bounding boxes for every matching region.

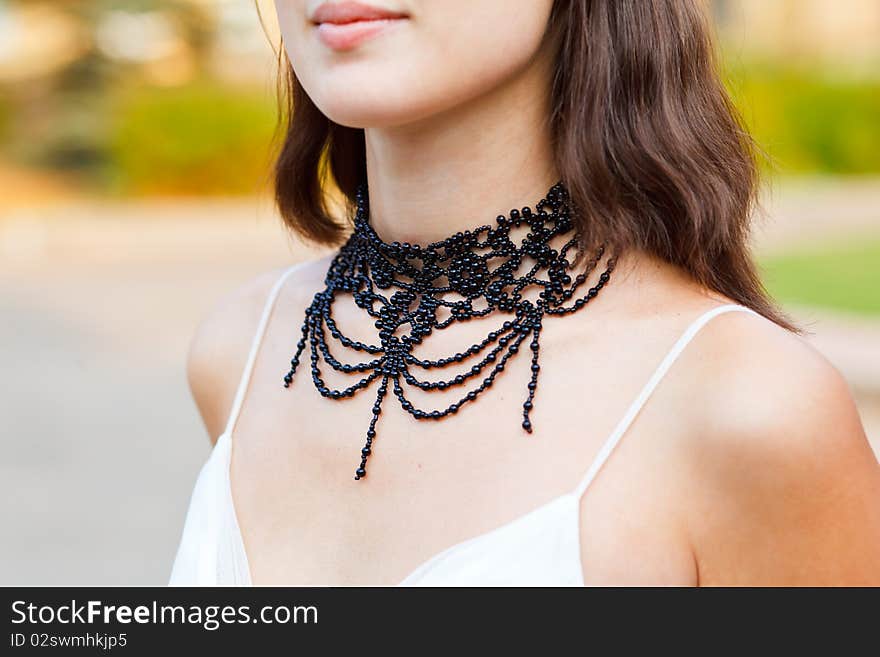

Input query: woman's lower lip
[315,18,406,51]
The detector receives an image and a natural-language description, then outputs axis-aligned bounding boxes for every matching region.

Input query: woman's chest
[227,352,698,585]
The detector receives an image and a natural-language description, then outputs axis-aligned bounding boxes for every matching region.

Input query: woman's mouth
[310,2,410,52]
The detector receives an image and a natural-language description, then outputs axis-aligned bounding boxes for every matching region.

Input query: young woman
[169,0,880,586]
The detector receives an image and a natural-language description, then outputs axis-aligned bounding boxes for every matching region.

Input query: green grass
[760,237,880,316]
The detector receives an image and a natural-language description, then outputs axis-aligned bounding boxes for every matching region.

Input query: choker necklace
[282,181,617,480]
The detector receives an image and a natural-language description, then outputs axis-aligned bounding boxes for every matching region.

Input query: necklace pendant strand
[282,181,616,480]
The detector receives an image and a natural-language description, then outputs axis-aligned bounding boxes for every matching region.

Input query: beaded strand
[283,181,616,480]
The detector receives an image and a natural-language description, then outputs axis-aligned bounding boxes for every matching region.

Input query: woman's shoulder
[185,253,335,443]
[611,249,859,449]
[682,302,864,461]
[667,296,880,583]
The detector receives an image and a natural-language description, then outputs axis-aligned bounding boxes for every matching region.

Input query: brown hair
[266,0,797,331]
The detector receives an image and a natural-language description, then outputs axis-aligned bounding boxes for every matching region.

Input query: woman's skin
[187,1,880,585]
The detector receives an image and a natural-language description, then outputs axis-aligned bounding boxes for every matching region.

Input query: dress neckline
[219,427,585,586]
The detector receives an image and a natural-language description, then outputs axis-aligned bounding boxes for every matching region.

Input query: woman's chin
[313,90,449,130]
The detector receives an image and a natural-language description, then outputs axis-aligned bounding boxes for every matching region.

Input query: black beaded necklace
[282,180,617,480]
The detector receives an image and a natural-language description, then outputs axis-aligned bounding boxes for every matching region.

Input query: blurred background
[0,0,877,584]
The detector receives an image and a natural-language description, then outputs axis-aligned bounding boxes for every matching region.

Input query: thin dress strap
[572,303,761,499]
[223,262,304,438]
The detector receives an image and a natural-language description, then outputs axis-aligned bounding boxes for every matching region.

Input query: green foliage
[0,94,10,143]
[104,81,277,195]
[760,237,880,316]
[725,60,880,175]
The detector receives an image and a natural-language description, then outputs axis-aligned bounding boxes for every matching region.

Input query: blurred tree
[2,0,217,177]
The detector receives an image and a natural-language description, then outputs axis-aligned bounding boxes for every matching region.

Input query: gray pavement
[1,185,878,585]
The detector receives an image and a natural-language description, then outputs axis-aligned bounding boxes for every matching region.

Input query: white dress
[168,262,759,586]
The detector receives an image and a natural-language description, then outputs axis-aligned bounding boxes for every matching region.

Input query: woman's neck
[362,49,559,246]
